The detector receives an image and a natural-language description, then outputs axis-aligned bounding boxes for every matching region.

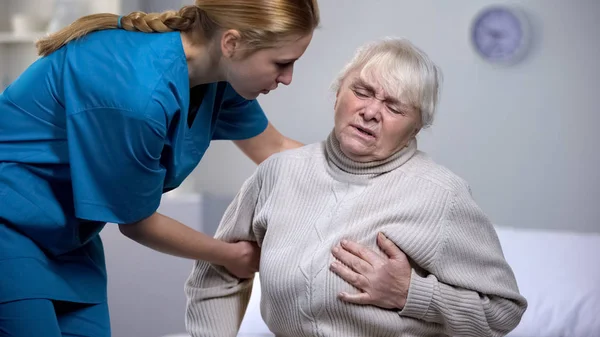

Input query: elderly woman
[185,38,527,337]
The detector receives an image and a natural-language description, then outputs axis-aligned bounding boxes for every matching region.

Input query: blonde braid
[36,0,320,57]
[120,6,207,33]
[36,6,211,56]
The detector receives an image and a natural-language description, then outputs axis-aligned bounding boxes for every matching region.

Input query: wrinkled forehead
[346,61,422,110]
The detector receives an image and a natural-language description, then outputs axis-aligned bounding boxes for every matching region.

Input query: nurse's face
[222,32,313,99]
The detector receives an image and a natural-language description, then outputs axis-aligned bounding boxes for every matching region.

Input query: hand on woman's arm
[119,212,259,279]
[185,168,266,337]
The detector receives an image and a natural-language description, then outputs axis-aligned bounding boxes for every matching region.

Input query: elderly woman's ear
[412,127,421,138]
[334,89,341,108]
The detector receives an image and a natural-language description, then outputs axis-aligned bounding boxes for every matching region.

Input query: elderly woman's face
[334,71,422,162]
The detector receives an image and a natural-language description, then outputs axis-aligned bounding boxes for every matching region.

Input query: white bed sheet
[495,226,600,337]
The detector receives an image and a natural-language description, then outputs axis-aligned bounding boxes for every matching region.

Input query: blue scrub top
[0,29,268,304]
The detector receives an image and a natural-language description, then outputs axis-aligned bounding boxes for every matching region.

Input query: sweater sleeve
[184,170,264,337]
[399,189,528,337]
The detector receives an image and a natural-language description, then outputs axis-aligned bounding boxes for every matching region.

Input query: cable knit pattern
[185,131,527,337]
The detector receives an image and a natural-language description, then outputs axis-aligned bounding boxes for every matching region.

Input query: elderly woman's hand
[330,233,412,309]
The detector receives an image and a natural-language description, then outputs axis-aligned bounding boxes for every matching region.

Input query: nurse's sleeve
[211,84,269,140]
[67,108,167,225]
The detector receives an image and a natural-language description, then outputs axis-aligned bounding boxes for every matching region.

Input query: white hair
[331,37,443,128]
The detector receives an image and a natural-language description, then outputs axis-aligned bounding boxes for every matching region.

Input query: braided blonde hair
[36,0,320,57]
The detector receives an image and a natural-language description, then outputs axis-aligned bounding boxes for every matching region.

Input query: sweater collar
[325,130,417,176]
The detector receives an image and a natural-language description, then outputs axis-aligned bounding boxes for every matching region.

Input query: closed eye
[353,90,369,98]
[275,61,294,68]
[351,85,371,98]
[388,106,405,115]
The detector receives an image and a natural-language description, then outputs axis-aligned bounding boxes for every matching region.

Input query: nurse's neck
[180,31,224,88]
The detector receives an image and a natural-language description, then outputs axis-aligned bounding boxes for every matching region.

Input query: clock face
[471,7,528,63]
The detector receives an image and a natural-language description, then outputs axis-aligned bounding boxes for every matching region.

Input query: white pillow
[495,226,600,337]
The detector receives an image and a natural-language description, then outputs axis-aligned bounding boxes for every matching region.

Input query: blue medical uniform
[0,29,268,334]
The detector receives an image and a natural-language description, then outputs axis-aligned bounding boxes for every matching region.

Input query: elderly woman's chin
[336,134,377,162]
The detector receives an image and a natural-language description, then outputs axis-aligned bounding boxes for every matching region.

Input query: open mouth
[354,125,376,138]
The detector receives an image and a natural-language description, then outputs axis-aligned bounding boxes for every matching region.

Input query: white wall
[142,0,189,12]
[185,0,600,233]
[0,0,126,89]
[0,0,52,88]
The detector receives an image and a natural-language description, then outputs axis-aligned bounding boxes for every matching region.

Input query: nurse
[0,0,319,336]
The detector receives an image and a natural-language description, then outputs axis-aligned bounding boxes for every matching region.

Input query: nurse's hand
[330,233,412,309]
[222,241,261,279]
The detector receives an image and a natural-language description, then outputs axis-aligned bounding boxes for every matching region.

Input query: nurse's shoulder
[60,29,188,127]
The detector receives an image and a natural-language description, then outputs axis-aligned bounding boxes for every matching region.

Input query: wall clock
[471,5,532,65]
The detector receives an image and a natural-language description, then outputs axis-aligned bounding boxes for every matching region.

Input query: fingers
[338,239,383,266]
[337,291,372,305]
[329,261,369,290]
[230,266,256,280]
[376,232,404,259]
[332,245,372,274]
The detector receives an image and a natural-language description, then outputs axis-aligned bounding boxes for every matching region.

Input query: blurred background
[1,0,598,336]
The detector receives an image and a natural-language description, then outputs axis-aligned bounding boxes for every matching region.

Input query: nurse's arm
[234,122,303,164]
[118,213,258,279]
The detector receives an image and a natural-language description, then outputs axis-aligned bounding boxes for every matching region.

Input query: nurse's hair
[36,0,320,57]
[331,37,443,128]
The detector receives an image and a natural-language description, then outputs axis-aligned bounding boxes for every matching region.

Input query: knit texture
[185,132,527,337]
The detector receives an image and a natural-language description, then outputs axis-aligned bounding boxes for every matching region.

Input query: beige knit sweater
[185,132,527,337]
